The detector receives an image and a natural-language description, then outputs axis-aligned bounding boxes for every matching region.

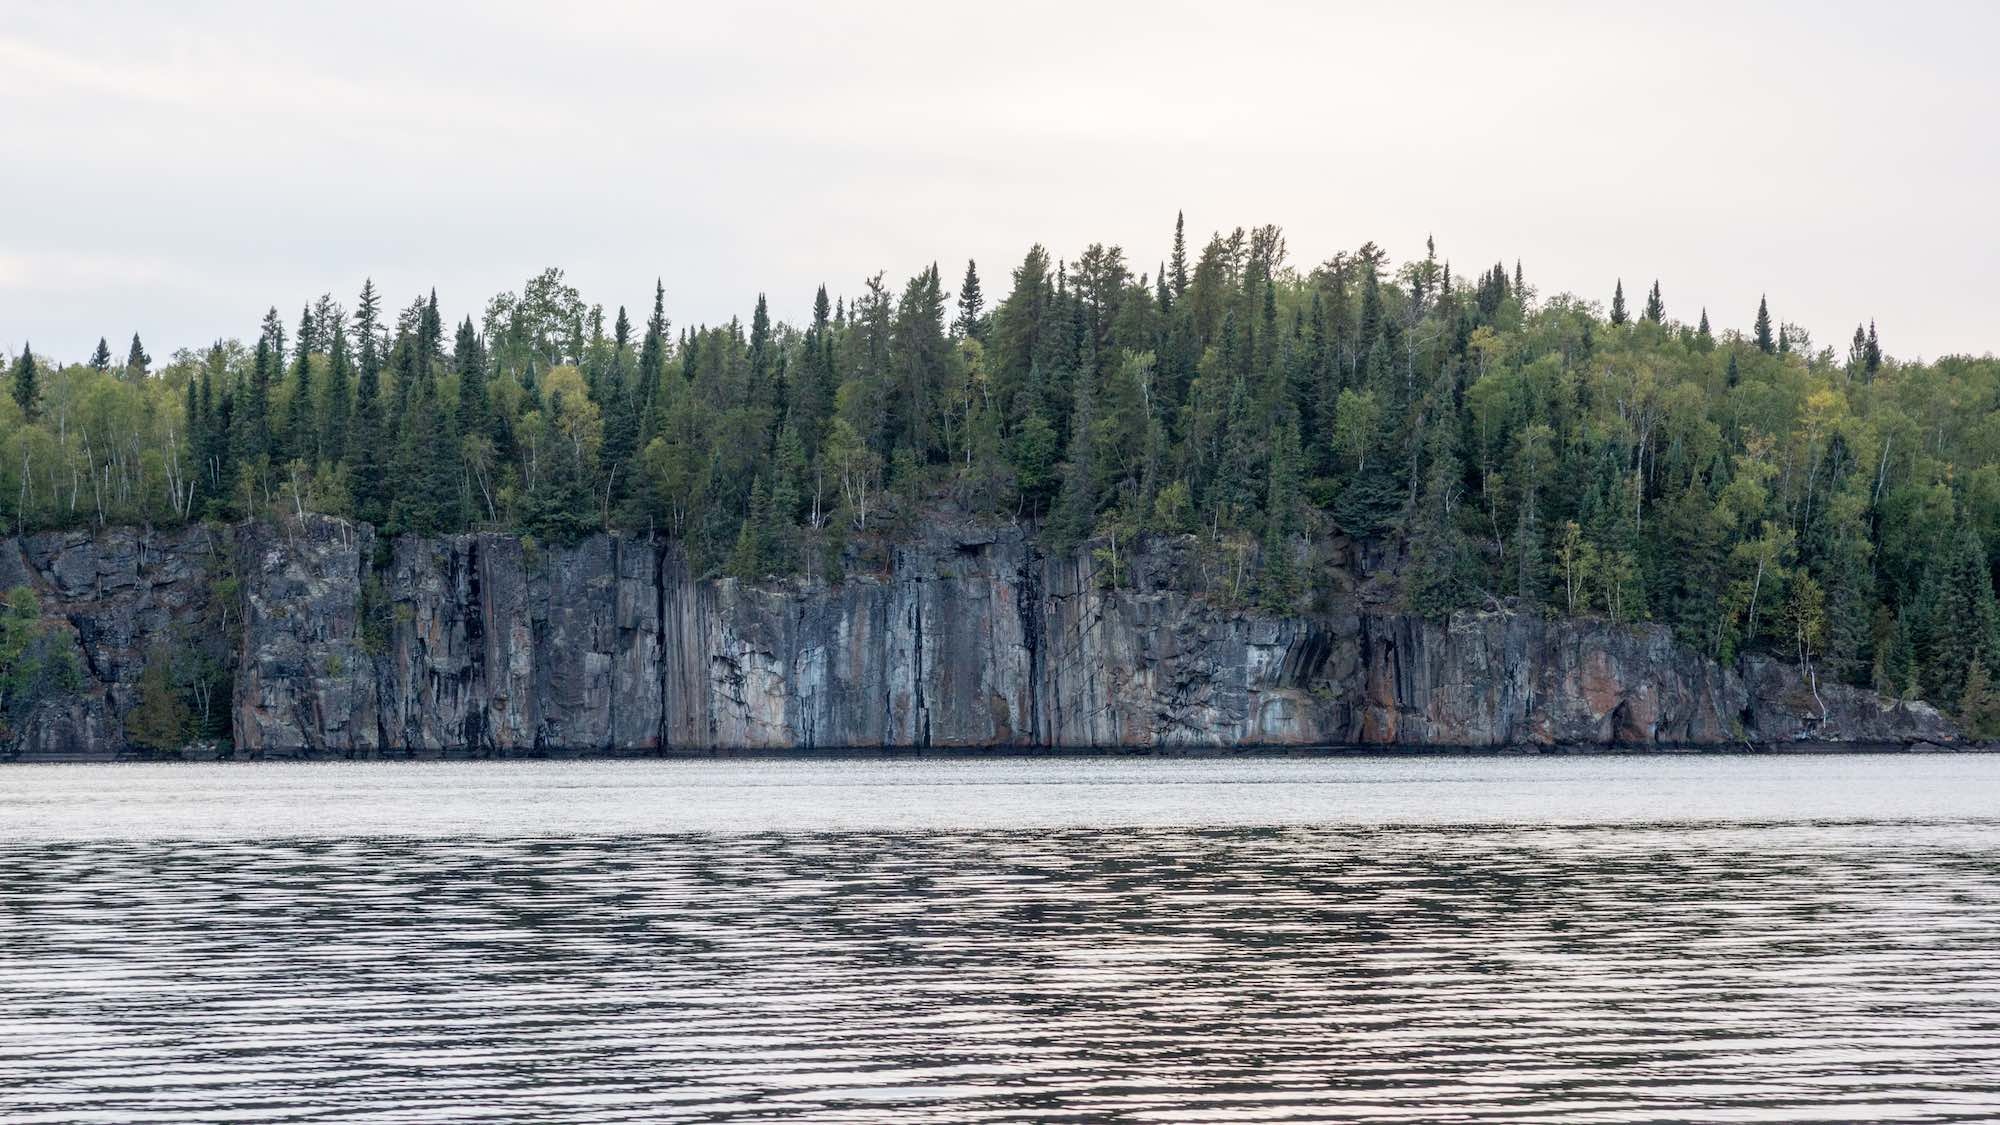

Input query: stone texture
[0,524,226,759]
[0,515,1967,757]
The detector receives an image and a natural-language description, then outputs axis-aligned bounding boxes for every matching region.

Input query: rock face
[0,525,229,759]
[0,515,1961,757]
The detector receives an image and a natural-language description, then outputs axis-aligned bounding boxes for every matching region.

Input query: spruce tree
[349,323,388,527]
[1259,422,1303,611]
[1754,296,1776,354]
[1697,308,1711,342]
[11,344,37,419]
[1865,321,1882,376]
[1917,523,2000,706]
[1643,280,1664,323]
[125,333,149,380]
[728,475,774,580]
[323,322,352,466]
[455,317,488,439]
[955,259,984,340]
[284,327,316,465]
[89,337,112,372]
[1610,280,1628,326]
[1169,211,1189,299]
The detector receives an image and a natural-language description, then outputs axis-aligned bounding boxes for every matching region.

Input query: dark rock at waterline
[0,516,1959,758]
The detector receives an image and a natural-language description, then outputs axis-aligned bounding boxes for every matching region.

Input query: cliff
[0,515,1958,759]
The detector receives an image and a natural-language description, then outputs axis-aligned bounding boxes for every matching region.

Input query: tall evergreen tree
[11,344,37,419]
[88,337,112,372]
[1754,295,1776,354]
[1169,211,1189,299]
[1643,280,1664,323]
[349,295,389,527]
[323,321,352,467]
[1916,523,2000,706]
[284,328,316,464]
[1610,280,1628,326]
[124,333,149,380]
[955,259,984,340]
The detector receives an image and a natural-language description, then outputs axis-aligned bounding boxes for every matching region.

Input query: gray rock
[1,516,1967,756]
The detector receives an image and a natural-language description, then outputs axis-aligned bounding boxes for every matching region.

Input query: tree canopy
[7,222,2000,717]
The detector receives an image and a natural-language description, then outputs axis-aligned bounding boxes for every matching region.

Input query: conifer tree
[1754,296,1776,354]
[1865,321,1882,377]
[728,475,774,580]
[89,337,112,372]
[1610,280,1628,326]
[455,317,488,438]
[1961,661,2000,739]
[11,344,37,419]
[1697,308,1711,343]
[124,333,149,380]
[1643,280,1664,323]
[1169,211,1189,299]
[1917,523,2000,706]
[955,260,984,340]
[1259,422,1303,610]
[284,325,316,464]
[349,303,389,527]
[323,322,352,466]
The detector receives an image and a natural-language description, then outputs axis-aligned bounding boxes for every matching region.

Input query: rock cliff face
[0,516,1959,757]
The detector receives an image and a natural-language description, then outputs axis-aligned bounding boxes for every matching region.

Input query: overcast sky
[4,0,1995,364]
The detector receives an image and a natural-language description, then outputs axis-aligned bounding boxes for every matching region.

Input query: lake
[3,754,1999,1122]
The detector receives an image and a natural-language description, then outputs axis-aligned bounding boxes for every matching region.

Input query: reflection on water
[2,757,1999,1122]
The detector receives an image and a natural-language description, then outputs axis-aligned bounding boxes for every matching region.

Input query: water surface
[3,755,1998,1122]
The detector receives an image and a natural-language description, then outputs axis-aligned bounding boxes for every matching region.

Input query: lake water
[3,754,2000,1123]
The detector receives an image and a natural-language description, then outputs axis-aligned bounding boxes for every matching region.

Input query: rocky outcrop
[0,515,1962,758]
[0,525,228,758]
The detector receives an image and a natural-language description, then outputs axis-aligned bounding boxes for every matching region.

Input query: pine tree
[1404,372,1474,618]
[1697,308,1712,343]
[728,475,774,580]
[1169,211,1189,299]
[11,344,37,419]
[349,311,388,527]
[284,324,316,465]
[323,321,352,466]
[747,294,773,410]
[1962,661,2000,739]
[1643,280,1664,323]
[1726,351,1741,388]
[455,317,488,438]
[955,259,984,340]
[1916,523,2000,706]
[1259,422,1303,611]
[1754,296,1776,354]
[124,333,150,380]
[240,337,273,466]
[294,303,318,362]
[1609,280,1628,326]
[1865,321,1882,377]
[89,337,112,373]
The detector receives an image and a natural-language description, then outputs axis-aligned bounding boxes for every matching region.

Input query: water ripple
[2,759,1999,1122]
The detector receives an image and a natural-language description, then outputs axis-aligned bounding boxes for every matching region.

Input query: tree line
[6,216,2000,728]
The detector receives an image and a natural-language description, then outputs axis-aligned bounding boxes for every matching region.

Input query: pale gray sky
[4,0,1995,363]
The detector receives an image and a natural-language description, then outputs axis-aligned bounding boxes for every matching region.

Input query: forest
[5,217,2000,730]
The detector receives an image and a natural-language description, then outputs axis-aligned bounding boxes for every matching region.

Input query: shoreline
[7,740,1986,764]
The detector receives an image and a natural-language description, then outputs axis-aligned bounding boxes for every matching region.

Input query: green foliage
[0,586,81,738]
[125,644,192,751]
[11,225,2000,725]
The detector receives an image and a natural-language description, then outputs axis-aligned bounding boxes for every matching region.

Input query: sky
[3,0,1995,365]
